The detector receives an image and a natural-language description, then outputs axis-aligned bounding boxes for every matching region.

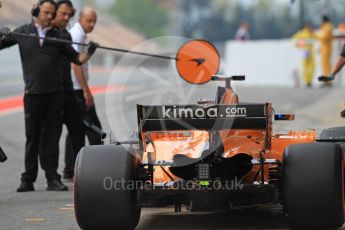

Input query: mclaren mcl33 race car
[73,46,345,230]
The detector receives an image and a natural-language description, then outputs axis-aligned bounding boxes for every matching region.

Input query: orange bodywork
[144,129,315,183]
[142,85,316,183]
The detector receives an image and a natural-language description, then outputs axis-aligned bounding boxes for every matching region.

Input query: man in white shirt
[65,7,103,175]
[70,7,95,108]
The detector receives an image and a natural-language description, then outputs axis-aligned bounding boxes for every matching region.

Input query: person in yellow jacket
[292,23,315,87]
[316,16,333,85]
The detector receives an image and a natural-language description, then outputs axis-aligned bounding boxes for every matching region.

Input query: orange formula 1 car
[74,75,345,230]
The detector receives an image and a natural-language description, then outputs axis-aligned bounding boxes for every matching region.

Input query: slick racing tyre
[281,143,344,229]
[74,145,141,230]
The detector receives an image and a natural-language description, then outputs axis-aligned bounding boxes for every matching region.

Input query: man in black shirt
[0,0,98,192]
[39,0,85,182]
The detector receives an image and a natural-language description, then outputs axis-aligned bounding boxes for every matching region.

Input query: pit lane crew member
[316,15,334,86]
[64,7,104,173]
[40,0,86,182]
[292,22,316,88]
[0,0,98,192]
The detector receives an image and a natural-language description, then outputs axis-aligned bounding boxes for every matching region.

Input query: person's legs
[39,121,62,179]
[39,127,48,173]
[41,92,64,183]
[320,45,332,87]
[304,58,314,87]
[321,45,332,76]
[324,46,332,75]
[63,90,85,179]
[64,134,74,177]
[18,94,45,192]
[85,105,103,145]
[73,89,103,145]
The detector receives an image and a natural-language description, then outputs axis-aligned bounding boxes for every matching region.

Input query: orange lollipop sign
[176,40,220,84]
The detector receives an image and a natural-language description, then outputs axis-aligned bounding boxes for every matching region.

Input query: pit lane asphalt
[0,69,345,229]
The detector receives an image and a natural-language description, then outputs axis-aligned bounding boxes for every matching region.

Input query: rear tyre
[281,143,344,229]
[74,145,141,230]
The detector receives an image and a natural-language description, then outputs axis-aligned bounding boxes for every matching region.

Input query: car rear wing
[137,103,272,131]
